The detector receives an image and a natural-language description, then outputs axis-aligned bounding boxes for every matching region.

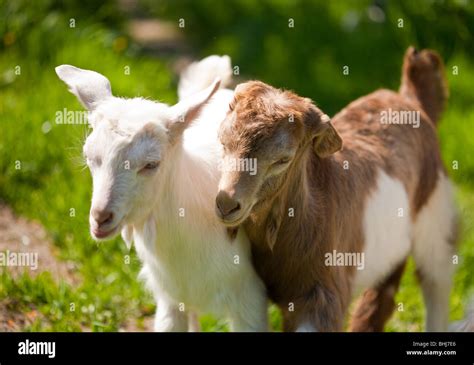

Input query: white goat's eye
[139,161,160,173]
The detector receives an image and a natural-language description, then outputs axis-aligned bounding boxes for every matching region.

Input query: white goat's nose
[91,209,114,226]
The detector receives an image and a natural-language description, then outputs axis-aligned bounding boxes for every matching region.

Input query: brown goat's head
[216,81,342,227]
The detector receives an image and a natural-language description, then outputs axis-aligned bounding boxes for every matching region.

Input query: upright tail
[178,55,233,101]
[399,47,449,125]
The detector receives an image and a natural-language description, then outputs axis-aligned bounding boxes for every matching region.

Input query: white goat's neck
[134,137,219,247]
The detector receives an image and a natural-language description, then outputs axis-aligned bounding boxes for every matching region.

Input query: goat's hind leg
[412,174,458,332]
[349,260,406,332]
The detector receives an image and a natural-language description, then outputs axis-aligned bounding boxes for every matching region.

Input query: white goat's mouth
[91,224,121,240]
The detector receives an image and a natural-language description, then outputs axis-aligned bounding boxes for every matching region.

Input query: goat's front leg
[187,311,201,332]
[282,283,350,332]
[154,298,188,332]
[228,276,268,332]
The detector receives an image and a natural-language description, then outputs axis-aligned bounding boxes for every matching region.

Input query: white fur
[296,321,317,332]
[55,65,112,110]
[355,170,456,331]
[56,58,268,332]
[354,170,412,292]
[412,172,457,331]
[178,55,233,100]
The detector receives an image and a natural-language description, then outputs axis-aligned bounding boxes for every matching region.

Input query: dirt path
[0,205,77,281]
[0,205,156,332]
[0,205,78,331]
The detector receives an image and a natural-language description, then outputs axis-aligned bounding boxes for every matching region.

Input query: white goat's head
[56,65,219,241]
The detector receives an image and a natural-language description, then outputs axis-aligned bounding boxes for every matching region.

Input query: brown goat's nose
[216,191,241,217]
[91,209,114,226]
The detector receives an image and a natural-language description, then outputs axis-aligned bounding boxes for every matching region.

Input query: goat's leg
[414,241,455,332]
[187,311,201,332]
[153,298,188,332]
[412,175,457,332]
[282,282,350,332]
[229,303,268,332]
[228,276,268,332]
[415,267,453,332]
[349,260,407,332]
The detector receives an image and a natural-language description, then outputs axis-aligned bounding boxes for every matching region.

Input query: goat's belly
[353,170,412,293]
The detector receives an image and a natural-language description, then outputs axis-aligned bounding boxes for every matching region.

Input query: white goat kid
[55,57,267,332]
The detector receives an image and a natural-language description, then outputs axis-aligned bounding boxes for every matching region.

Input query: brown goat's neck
[245,146,334,251]
[244,145,355,318]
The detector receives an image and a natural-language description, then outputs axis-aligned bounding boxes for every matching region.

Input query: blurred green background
[0,0,473,331]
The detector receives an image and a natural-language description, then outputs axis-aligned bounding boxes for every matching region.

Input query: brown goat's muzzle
[215,190,253,227]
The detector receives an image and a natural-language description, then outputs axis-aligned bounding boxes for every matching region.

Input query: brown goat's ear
[307,110,342,158]
[313,119,343,158]
[265,200,285,250]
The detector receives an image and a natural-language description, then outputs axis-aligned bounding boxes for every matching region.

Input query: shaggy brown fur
[400,47,448,125]
[217,47,449,331]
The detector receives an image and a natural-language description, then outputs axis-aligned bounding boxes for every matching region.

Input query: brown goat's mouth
[217,204,253,228]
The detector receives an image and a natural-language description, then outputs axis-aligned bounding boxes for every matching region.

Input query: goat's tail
[178,55,233,101]
[399,46,449,125]
[449,298,474,332]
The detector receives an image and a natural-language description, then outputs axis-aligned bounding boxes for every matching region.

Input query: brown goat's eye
[275,157,291,165]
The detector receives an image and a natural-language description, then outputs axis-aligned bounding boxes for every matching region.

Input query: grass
[0,14,473,332]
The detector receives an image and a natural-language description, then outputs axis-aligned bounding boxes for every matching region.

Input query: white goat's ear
[167,78,220,142]
[55,65,112,110]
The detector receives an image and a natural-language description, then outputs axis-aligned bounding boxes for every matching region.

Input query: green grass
[0,11,473,332]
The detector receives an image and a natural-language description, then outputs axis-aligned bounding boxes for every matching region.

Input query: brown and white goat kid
[216,47,457,332]
[56,56,267,331]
